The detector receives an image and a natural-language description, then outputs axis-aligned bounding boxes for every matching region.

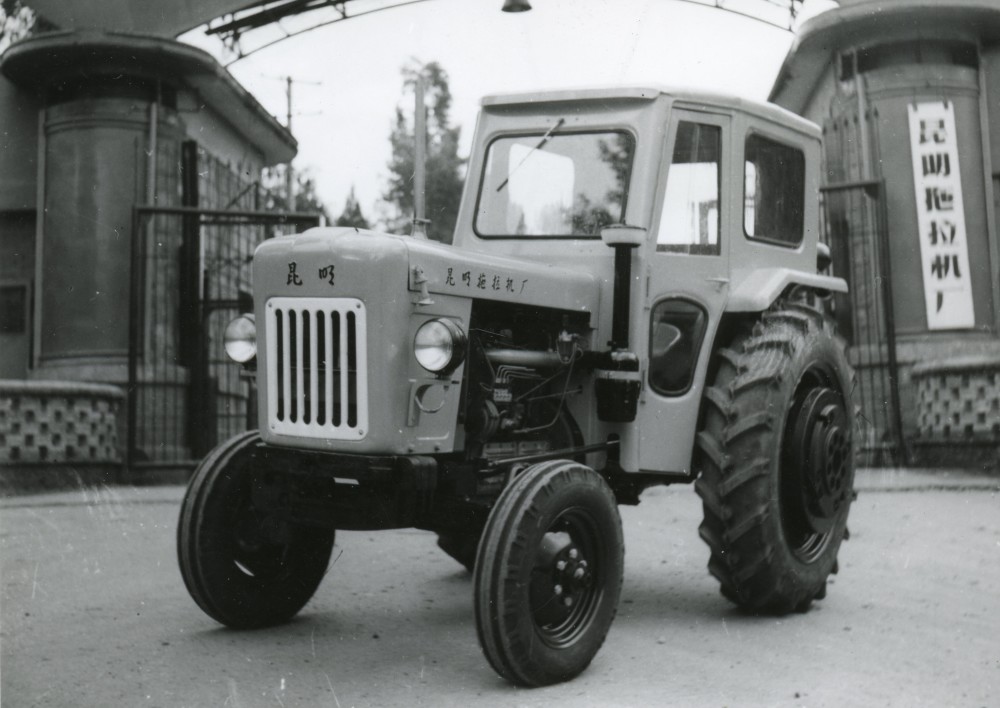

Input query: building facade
[0,30,297,484]
[770,0,1000,468]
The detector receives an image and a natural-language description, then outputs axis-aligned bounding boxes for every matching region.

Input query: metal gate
[126,204,321,471]
[820,179,909,466]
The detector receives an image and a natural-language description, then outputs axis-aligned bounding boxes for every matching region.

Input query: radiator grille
[264,297,368,439]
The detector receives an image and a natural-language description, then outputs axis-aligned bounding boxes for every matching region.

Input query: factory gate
[821,179,909,466]
[125,145,321,472]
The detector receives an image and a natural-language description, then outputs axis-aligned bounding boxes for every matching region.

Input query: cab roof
[481,85,820,138]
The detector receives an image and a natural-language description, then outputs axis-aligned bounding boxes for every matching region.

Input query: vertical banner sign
[907,101,975,330]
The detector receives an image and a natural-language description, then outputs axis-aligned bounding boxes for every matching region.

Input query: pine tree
[260,166,330,221]
[335,186,370,229]
[383,61,466,243]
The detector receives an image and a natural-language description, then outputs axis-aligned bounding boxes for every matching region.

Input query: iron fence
[127,201,321,471]
[820,179,908,466]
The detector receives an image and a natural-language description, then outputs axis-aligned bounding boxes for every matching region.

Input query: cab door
[636,108,733,475]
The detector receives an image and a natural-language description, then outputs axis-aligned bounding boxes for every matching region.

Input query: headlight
[413,318,467,374]
[224,314,257,364]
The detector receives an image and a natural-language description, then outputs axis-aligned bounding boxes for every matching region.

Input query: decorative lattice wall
[913,357,1000,441]
[0,381,123,465]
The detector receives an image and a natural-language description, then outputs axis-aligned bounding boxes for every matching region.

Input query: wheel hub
[530,531,594,627]
[791,387,851,535]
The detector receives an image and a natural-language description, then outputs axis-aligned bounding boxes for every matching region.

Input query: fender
[726,267,847,312]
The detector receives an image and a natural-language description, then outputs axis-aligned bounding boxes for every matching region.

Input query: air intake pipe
[596,224,645,422]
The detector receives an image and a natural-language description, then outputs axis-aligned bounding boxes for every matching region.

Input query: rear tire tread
[695,296,855,615]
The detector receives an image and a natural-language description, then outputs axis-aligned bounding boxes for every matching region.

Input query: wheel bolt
[556,560,567,572]
[573,567,586,581]
[568,548,578,560]
[563,596,574,607]
[554,584,563,596]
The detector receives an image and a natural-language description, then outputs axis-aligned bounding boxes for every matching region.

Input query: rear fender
[726,268,846,313]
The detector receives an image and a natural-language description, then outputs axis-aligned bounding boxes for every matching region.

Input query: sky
[180,0,838,224]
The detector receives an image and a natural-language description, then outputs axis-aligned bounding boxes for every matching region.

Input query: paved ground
[1,469,998,707]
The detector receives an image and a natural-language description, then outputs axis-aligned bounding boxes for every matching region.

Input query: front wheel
[177,431,335,628]
[474,460,624,686]
[435,402,583,572]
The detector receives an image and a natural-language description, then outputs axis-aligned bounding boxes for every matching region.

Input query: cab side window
[657,121,721,255]
[744,134,805,246]
[648,298,708,396]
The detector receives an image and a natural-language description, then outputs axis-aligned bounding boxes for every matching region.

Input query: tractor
[178,86,855,687]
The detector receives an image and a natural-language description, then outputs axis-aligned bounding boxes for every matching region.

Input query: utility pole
[412,74,428,238]
[285,76,294,209]
[261,73,321,211]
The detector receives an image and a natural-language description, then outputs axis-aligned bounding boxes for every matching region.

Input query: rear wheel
[474,460,623,686]
[695,296,855,614]
[178,431,335,628]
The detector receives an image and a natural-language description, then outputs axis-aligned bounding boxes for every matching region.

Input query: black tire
[474,460,624,686]
[436,403,583,572]
[695,296,855,614]
[178,431,335,629]
[435,530,480,573]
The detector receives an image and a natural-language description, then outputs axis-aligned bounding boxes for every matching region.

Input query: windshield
[475,130,634,238]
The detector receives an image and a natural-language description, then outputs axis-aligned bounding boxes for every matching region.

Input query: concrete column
[34,97,179,384]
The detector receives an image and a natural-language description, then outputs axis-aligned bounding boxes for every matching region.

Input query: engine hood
[405,236,600,320]
[254,227,409,300]
[255,227,600,320]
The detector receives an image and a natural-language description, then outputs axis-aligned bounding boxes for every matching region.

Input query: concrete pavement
[1,468,997,707]
[2,466,996,510]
